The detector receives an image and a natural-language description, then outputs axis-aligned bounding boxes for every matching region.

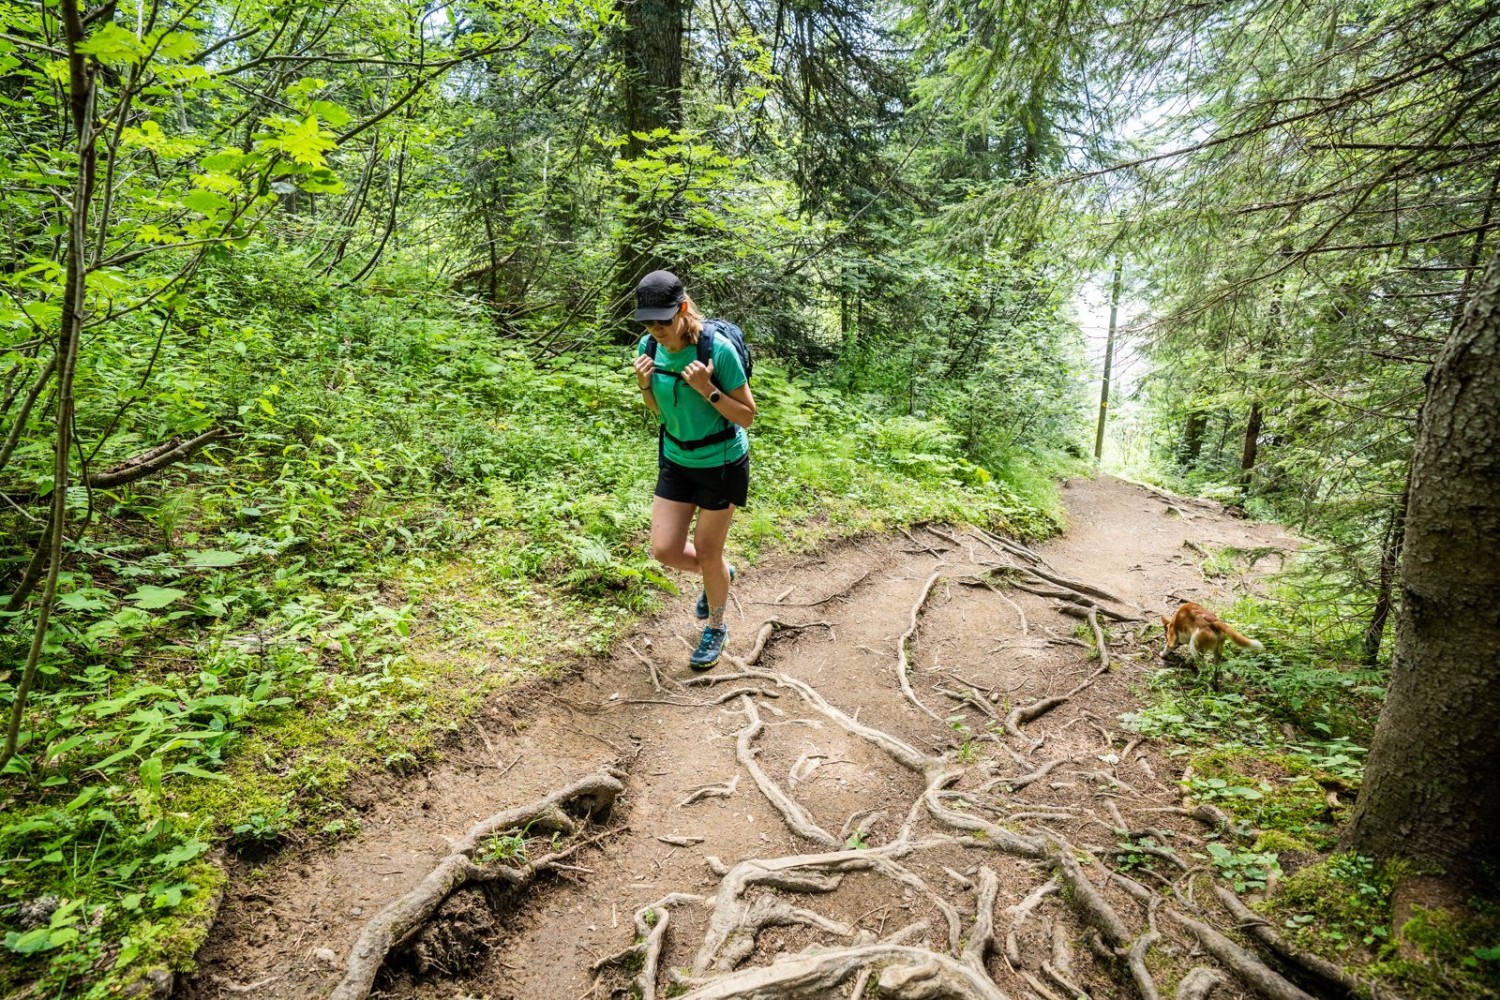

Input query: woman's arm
[683,360,755,429]
[633,353,661,417]
[717,381,755,429]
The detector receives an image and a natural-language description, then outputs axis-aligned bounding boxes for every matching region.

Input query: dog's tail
[1215,622,1263,651]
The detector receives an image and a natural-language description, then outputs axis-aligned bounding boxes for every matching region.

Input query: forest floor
[177,474,1304,1000]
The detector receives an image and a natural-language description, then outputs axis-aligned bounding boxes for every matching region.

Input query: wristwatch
[708,389,722,403]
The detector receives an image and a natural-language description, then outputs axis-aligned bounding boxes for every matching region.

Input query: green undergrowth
[1120,584,1499,998]
[0,252,1072,997]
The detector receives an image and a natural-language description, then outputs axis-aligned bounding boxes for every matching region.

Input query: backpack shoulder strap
[696,323,715,367]
[645,336,659,361]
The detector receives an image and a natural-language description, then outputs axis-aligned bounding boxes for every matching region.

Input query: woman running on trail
[631,270,756,669]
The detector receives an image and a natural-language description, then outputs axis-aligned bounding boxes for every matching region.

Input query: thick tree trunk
[1238,400,1262,483]
[613,0,684,329]
[1180,409,1207,468]
[1341,249,1500,886]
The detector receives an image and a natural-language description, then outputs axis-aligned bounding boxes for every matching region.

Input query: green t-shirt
[638,327,749,468]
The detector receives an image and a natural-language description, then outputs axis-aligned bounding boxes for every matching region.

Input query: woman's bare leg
[650,497,700,572]
[693,505,736,625]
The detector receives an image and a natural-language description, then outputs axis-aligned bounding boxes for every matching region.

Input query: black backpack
[646,319,751,451]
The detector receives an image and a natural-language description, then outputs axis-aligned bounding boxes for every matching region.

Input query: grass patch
[1122,573,1497,999]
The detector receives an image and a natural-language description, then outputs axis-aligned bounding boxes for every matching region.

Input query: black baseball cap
[634,270,686,322]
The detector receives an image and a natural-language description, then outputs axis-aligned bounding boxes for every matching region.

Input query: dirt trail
[180,475,1300,1000]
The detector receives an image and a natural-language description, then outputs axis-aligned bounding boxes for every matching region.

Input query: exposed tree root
[990,756,1073,792]
[766,568,873,607]
[1045,838,1132,949]
[961,867,1001,974]
[902,526,949,562]
[330,770,624,1000]
[996,588,1029,635]
[922,770,1046,858]
[1084,607,1111,671]
[585,547,1308,1000]
[692,666,939,774]
[672,942,1013,999]
[693,844,954,975]
[1002,641,1113,743]
[627,641,672,692]
[594,893,708,1000]
[740,617,834,665]
[733,695,840,846]
[1020,566,1134,609]
[1163,908,1317,1000]
[897,571,947,721]
[1043,959,1092,999]
[1004,878,1058,968]
[1212,886,1367,999]
[1124,896,1164,1000]
[1020,968,1069,1000]
[1176,966,1229,1000]
[936,680,1001,724]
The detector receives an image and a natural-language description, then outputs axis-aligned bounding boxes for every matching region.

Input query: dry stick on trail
[1003,613,1113,743]
[680,775,739,808]
[626,641,670,692]
[969,525,1055,569]
[760,568,873,606]
[331,770,624,1000]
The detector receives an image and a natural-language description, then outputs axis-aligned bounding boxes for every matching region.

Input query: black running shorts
[655,453,749,510]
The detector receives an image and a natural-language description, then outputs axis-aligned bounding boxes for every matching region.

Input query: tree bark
[1179,409,1207,468]
[1238,400,1262,482]
[613,0,684,330]
[1341,248,1500,886]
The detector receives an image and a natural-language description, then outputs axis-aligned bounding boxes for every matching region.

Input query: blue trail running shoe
[695,563,736,620]
[690,625,727,670]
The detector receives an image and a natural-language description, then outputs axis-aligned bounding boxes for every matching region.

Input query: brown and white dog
[1161,602,1263,672]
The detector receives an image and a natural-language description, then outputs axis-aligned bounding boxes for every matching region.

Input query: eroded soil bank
[180,475,1299,1000]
